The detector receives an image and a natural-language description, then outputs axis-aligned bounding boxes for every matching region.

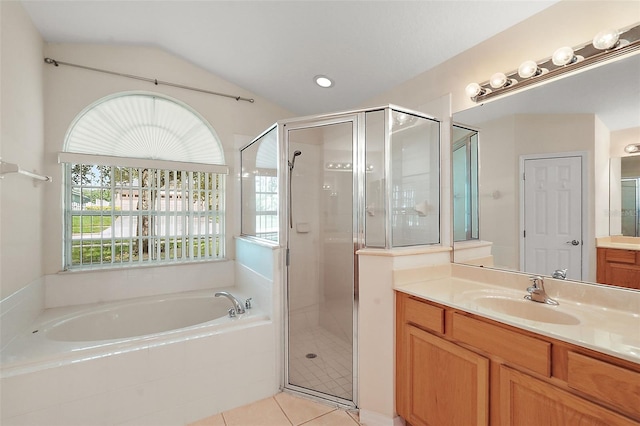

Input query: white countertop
[597,236,640,251]
[394,272,640,364]
[597,242,640,250]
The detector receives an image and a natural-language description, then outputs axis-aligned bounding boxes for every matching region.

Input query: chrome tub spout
[215,291,246,317]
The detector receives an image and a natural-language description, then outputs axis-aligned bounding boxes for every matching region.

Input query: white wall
[594,116,612,241]
[0,2,45,300]
[477,115,517,269]
[610,157,622,236]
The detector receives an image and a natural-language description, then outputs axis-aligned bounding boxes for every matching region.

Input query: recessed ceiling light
[314,75,333,88]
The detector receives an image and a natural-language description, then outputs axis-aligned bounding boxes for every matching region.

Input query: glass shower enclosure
[240,106,440,407]
[452,125,479,242]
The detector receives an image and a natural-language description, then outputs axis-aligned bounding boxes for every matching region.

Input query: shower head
[289,150,302,170]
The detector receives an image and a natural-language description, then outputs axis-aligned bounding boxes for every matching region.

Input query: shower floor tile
[288,325,353,401]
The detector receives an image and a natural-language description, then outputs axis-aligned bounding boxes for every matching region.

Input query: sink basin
[473,296,581,325]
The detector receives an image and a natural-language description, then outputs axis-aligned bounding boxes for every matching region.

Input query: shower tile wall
[288,142,321,312]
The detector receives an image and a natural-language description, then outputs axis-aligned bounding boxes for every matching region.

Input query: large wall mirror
[452,52,640,289]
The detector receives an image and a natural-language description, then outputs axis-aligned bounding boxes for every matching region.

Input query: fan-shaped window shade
[256,130,277,169]
[64,92,224,165]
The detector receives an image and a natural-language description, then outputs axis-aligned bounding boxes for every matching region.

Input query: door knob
[565,240,580,246]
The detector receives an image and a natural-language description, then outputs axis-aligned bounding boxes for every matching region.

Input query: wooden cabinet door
[597,248,640,289]
[401,324,489,426]
[606,262,640,289]
[500,365,637,426]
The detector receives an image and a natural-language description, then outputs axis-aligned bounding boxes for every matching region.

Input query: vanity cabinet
[596,247,640,289]
[395,292,640,426]
[401,324,489,426]
[500,365,637,426]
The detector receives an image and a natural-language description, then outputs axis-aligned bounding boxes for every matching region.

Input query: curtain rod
[44,57,255,104]
[1,159,52,182]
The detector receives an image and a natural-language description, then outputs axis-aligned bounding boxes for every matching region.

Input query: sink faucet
[215,291,246,316]
[525,276,559,305]
[552,269,567,280]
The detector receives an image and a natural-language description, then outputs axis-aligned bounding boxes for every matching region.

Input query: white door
[523,156,582,280]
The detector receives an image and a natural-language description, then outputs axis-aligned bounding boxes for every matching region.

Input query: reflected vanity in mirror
[452,52,640,290]
[598,154,640,288]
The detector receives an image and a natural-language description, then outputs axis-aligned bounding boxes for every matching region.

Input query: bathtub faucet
[215,291,246,317]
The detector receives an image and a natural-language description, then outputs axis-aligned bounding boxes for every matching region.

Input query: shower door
[284,116,360,406]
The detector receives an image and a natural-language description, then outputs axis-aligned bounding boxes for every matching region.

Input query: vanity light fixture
[624,143,640,154]
[314,75,333,88]
[466,22,640,102]
[465,82,488,98]
[551,46,581,66]
[593,29,620,50]
[326,162,351,170]
[325,162,374,171]
[489,72,511,89]
[517,60,543,79]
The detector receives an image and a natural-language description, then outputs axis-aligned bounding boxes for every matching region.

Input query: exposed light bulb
[518,60,541,78]
[489,72,508,89]
[552,46,576,66]
[465,82,483,98]
[396,112,408,123]
[624,143,640,154]
[593,29,620,50]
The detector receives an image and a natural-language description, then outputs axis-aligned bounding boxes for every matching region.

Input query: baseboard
[359,409,405,426]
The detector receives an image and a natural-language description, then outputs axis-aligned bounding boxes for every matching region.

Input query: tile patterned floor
[288,325,353,400]
[189,392,360,426]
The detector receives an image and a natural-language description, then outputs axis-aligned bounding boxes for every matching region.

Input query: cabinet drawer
[452,313,551,377]
[404,296,444,334]
[567,351,640,419]
[605,248,637,264]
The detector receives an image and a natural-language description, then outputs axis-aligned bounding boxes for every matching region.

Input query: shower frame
[240,104,440,408]
[280,111,363,408]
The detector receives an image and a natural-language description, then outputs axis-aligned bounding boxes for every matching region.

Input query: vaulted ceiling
[22,1,557,115]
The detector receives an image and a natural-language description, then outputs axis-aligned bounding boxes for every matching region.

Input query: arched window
[60,92,227,269]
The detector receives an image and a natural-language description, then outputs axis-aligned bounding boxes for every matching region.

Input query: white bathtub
[42,292,241,342]
[2,288,266,371]
[1,288,278,425]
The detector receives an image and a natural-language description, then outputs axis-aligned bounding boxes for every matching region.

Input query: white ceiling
[21,1,558,115]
